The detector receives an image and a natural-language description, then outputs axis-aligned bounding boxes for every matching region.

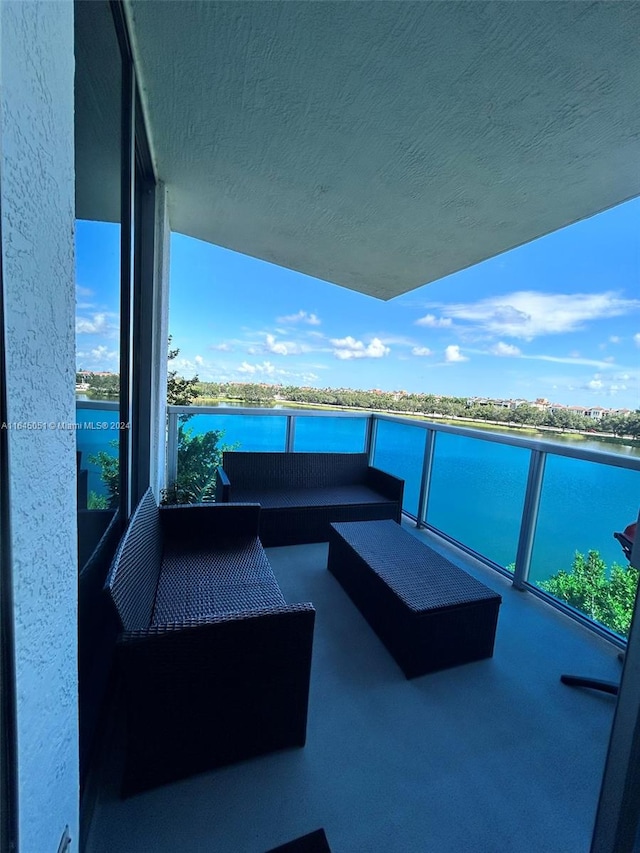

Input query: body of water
[76,403,640,583]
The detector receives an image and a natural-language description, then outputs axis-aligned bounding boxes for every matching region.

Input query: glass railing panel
[427,432,529,569]
[371,419,426,517]
[530,454,640,638]
[75,404,121,509]
[177,412,288,453]
[293,416,368,453]
[170,412,289,503]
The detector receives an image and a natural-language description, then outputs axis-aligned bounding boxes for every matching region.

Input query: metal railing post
[166,409,179,490]
[513,449,546,590]
[285,414,296,452]
[416,429,436,529]
[366,415,378,466]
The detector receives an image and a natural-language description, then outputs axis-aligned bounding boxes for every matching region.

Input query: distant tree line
[78,371,119,398]
[77,370,640,438]
[194,382,640,439]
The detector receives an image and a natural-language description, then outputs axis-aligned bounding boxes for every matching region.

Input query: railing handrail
[166,404,371,419]
[162,403,640,472]
[373,412,640,470]
[76,399,119,412]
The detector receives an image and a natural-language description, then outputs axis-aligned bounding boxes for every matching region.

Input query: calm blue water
[76,406,640,582]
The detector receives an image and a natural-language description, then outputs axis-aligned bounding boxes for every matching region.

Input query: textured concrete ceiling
[126,1,640,300]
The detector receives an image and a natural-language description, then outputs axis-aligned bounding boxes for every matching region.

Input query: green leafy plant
[167,335,200,405]
[161,425,236,504]
[87,490,109,510]
[540,550,638,637]
[89,338,227,506]
[89,439,120,509]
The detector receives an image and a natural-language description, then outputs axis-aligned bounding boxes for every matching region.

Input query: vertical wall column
[150,183,171,499]
[0,2,78,851]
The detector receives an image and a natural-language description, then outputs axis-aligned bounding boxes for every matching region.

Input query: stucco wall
[0,2,78,850]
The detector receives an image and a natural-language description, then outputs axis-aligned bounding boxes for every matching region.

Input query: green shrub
[540,550,638,637]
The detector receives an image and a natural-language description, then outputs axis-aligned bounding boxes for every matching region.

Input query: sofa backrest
[104,488,163,631]
[222,452,370,489]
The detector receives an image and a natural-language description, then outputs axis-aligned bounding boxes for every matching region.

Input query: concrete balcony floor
[85,522,621,853]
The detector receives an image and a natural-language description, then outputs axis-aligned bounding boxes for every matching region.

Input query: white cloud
[194,355,204,366]
[490,342,521,357]
[445,345,468,363]
[265,333,290,355]
[76,312,118,335]
[238,360,276,376]
[277,310,321,326]
[233,362,319,383]
[520,354,619,369]
[635,333,640,347]
[412,346,432,357]
[263,333,308,356]
[416,313,452,328]
[582,374,628,396]
[77,345,119,370]
[210,342,232,352]
[377,334,419,347]
[331,336,390,360]
[609,335,621,344]
[433,291,640,340]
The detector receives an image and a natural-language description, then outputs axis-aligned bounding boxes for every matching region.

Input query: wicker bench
[216,451,404,546]
[328,520,501,679]
[105,488,316,795]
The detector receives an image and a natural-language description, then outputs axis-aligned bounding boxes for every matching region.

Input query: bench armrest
[159,501,261,544]
[216,466,230,502]
[366,466,405,508]
[117,603,316,793]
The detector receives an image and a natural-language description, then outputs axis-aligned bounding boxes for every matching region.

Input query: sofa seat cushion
[152,537,285,624]
[232,485,391,510]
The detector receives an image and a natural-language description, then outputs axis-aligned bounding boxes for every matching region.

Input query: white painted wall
[150,182,170,500]
[0,2,78,850]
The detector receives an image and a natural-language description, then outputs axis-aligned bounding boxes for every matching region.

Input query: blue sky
[77,197,640,409]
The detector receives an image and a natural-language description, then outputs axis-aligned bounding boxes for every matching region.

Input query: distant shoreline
[78,392,640,451]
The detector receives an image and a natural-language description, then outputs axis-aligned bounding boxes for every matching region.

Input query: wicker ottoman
[328,520,502,679]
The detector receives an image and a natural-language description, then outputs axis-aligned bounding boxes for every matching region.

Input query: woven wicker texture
[258,502,400,547]
[160,502,261,544]
[106,489,162,631]
[152,540,285,624]
[222,451,370,489]
[104,489,316,794]
[219,452,404,545]
[117,603,316,795]
[330,520,501,613]
[232,485,388,509]
[328,520,501,678]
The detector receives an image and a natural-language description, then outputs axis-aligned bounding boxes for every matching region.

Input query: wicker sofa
[105,488,316,795]
[216,451,405,546]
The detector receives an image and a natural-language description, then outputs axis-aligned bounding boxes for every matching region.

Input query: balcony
[78,401,640,641]
[77,404,639,852]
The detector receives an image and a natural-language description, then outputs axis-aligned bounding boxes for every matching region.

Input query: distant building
[585,407,607,420]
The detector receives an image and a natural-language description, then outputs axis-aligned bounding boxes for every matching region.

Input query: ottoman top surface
[330,520,502,613]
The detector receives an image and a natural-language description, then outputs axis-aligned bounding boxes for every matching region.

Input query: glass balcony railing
[76,400,120,506]
[371,418,426,517]
[426,431,529,569]
[77,400,640,643]
[175,410,290,453]
[293,415,368,453]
